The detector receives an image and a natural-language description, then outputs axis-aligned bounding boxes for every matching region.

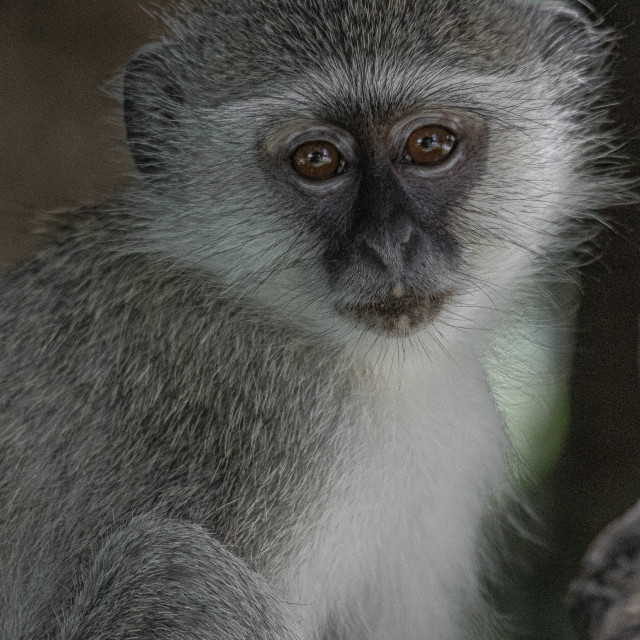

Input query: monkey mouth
[337,290,451,337]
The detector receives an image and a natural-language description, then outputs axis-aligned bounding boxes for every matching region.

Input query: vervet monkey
[0,0,629,638]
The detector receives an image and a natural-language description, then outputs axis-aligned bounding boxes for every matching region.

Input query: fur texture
[0,0,629,638]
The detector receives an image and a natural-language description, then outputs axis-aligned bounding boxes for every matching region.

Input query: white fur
[278,342,507,639]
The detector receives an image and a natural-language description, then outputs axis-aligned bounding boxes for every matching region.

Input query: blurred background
[0,1,638,638]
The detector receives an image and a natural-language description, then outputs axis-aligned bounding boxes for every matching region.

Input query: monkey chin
[336,292,451,338]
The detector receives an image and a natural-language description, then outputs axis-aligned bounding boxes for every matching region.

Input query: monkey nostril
[399,228,417,259]
[399,229,413,248]
[359,236,388,270]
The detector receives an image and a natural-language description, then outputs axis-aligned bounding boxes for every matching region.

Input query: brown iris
[405,125,457,165]
[292,141,344,180]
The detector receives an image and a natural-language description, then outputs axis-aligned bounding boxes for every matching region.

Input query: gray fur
[59,517,304,640]
[0,216,353,637]
[0,0,629,638]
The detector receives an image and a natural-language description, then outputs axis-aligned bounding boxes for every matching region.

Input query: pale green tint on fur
[488,299,575,484]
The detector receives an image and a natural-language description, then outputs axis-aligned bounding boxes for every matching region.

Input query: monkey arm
[567,501,640,640]
[55,516,304,640]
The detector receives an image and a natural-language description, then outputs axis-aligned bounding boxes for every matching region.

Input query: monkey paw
[568,501,640,640]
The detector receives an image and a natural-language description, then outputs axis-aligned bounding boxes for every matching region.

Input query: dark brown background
[0,0,172,264]
[0,1,638,636]
[550,0,640,580]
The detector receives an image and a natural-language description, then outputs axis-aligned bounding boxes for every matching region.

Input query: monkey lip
[337,291,451,337]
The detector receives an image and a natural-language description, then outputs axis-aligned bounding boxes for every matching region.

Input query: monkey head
[122,0,624,348]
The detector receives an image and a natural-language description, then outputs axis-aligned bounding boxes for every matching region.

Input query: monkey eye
[292,141,347,180]
[403,125,458,166]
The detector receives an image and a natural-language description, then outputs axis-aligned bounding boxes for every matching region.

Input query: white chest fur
[281,346,508,639]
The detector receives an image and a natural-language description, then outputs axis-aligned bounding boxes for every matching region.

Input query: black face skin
[264,110,487,336]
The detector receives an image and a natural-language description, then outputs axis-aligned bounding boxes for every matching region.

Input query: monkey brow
[201,63,532,136]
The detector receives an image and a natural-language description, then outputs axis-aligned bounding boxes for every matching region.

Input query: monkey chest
[280,369,505,639]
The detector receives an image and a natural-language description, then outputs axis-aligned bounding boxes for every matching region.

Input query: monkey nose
[359,223,416,273]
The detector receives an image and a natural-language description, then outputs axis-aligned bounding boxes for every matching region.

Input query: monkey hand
[567,500,640,640]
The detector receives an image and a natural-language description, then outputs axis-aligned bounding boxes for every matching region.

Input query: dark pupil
[310,150,329,166]
[420,136,435,149]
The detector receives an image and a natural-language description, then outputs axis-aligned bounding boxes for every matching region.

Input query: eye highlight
[404,125,457,166]
[292,141,346,180]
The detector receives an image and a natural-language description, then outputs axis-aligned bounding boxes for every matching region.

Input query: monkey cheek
[335,292,451,338]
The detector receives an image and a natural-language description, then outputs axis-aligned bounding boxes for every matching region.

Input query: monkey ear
[124,41,185,176]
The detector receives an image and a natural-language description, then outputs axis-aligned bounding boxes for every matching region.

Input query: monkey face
[260,109,487,337]
[123,0,624,350]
